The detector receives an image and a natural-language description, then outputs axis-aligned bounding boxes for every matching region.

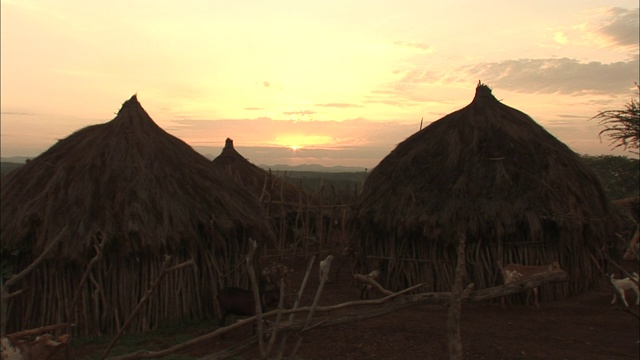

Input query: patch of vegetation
[70,319,216,360]
[579,154,639,200]
[279,171,368,203]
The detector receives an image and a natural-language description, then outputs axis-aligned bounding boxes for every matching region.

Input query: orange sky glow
[1,1,638,168]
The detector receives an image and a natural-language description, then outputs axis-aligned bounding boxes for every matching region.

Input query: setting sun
[273,135,333,150]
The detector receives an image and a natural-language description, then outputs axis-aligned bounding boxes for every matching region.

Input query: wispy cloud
[0,111,37,116]
[596,7,639,48]
[314,103,363,108]
[394,40,436,53]
[550,7,639,52]
[379,56,638,100]
[282,110,316,116]
[461,57,639,95]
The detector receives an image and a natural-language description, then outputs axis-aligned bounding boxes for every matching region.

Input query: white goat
[609,272,639,307]
[498,261,562,308]
[319,255,335,283]
[360,268,381,299]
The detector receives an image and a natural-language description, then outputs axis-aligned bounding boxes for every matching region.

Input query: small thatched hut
[1,95,272,335]
[350,84,616,302]
[212,139,318,252]
[212,138,311,207]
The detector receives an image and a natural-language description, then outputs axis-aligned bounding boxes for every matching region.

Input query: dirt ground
[64,255,639,360]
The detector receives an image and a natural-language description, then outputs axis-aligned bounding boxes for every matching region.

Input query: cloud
[361,97,410,107]
[263,81,271,88]
[596,7,639,48]
[396,69,441,84]
[394,41,436,53]
[314,103,363,108]
[0,111,37,116]
[244,107,264,111]
[461,57,639,95]
[282,110,316,115]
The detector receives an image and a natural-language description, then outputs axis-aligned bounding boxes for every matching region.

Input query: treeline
[578,154,639,200]
[2,154,638,201]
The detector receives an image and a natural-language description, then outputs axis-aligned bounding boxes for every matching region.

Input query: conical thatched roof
[212,138,311,205]
[348,84,616,298]
[352,84,613,245]
[1,95,271,263]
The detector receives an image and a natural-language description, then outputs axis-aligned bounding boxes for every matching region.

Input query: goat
[217,286,281,329]
[360,268,381,300]
[609,272,639,307]
[319,255,335,283]
[261,262,293,290]
[1,334,70,360]
[498,261,562,308]
[335,246,363,284]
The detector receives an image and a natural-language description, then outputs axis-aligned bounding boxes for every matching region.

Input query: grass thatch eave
[351,84,614,246]
[0,95,272,264]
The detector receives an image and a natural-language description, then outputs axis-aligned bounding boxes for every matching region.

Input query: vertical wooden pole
[447,233,466,360]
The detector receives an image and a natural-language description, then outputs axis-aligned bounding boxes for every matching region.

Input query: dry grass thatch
[0,95,274,334]
[349,84,617,299]
[2,96,272,260]
[211,139,339,256]
[212,138,311,207]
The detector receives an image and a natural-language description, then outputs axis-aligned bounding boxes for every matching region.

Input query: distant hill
[258,163,367,173]
[1,156,32,164]
[1,162,26,177]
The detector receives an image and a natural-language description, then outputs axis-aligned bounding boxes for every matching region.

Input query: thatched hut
[350,84,616,302]
[212,139,322,252]
[212,138,311,207]
[0,95,272,335]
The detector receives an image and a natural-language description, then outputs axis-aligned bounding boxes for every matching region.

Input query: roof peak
[475,81,492,96]
[117,94,140,115]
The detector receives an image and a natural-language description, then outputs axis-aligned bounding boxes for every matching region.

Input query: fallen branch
[5,323,73,339]
[467,270,570,302]
[353,273,393,296]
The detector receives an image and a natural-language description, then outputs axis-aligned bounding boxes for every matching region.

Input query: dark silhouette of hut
[212,138,311,207]
[0,95,272,335]
[212,138,320,252]
[349,84,616,303]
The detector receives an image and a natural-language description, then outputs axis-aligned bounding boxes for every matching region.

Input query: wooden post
[447,233,466,360]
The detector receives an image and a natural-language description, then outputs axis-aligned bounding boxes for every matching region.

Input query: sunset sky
[1,0,638,168]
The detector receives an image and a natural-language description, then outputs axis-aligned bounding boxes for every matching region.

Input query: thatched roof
[351,84,614,245]
[1,95,271,263]
[212,138,311,205]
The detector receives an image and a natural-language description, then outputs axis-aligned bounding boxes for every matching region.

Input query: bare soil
[64,256,639,360]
